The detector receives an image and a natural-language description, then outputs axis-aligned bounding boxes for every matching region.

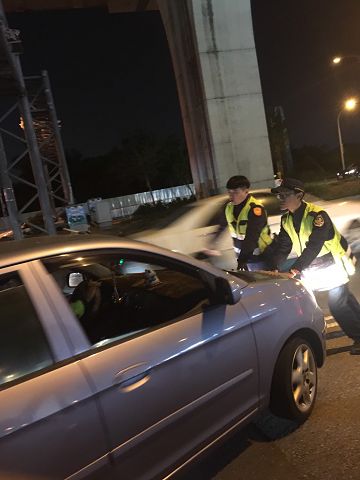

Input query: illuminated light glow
[5,374,15,380]
[224,325,236,332]
[344,97,357,111]
[301,263,349,292]
[332,56,342,64]
[93,339,111,348]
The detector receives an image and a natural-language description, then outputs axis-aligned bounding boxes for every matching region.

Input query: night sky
[7,8,183,157]
[252,0,360,149]
[7,1,360,157]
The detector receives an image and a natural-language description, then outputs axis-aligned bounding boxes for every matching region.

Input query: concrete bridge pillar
[159,0,274,195]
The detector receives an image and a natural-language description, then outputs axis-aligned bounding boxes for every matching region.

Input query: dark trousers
[246,260,268,272]
[328,284,360,341]
[246,253,270,272]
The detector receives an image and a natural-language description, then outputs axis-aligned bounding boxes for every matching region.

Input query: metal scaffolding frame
[24,71,74,207]
[0,1,73,238]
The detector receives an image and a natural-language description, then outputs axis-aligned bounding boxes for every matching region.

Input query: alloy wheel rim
[291,344,317,412]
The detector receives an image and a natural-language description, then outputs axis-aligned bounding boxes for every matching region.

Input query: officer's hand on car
[282,268,301,279]
[237,259,248,271]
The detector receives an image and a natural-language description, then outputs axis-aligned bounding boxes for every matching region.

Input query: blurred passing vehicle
[0,235,325,480]
[133,189,360,269]
[337,163,360,180]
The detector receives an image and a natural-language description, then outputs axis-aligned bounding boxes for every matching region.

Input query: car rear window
[0,272,53,387]
[252,193,282,216]
[157,204,198,229]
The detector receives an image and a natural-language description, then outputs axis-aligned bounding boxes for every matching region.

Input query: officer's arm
[207,201,228,248]
[291,211,334,272]
[263,220,292,270]
[237,205,267,262]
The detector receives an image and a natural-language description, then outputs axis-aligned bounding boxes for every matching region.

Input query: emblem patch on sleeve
[313,214,324,227]
[253,207,262,216]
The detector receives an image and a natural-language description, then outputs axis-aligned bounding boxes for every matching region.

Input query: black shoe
[350,340,360,355]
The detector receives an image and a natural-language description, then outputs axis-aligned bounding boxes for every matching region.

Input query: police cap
[271,177,305,194]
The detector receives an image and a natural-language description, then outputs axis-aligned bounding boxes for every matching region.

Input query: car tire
[270,336,317,423]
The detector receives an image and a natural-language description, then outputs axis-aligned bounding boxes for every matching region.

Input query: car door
[0,262,111,480]
[40,248,259,480]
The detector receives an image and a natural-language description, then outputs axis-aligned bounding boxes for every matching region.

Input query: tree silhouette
[66,132,192,202]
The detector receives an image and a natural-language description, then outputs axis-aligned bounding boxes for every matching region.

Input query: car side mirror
[215,276,242,305]
[68,272,84,288]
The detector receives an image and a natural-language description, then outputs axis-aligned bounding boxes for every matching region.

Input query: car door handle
[113,362,151,391]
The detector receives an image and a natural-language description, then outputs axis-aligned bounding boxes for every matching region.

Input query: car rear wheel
[270,337,317,423]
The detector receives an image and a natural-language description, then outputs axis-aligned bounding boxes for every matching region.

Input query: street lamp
[337,97,358,171]
[331,54,360,66]
[332,56,342,65]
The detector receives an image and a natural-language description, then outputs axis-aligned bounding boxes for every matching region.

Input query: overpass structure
[3,0,274,199]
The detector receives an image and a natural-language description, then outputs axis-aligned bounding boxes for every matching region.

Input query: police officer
[266,177,360,355]
[208,175,272,271]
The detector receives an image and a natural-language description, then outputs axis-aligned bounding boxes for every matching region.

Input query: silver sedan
[0,235,325,479]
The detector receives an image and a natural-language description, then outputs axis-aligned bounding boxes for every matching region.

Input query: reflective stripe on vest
[282,202,350,289]
[225,196,272,253]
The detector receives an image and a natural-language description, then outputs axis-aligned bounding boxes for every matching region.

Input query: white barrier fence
[0,184,196,232]
[89,183,195,220]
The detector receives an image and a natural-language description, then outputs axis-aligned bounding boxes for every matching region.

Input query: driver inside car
[70,278,102,321]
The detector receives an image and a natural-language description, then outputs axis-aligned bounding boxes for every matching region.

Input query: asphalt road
[177,262,360,480]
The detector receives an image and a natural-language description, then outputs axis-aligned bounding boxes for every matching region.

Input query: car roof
[0,235,140,268]
[0,234,240,283]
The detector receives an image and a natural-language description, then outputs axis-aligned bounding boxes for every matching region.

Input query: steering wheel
[117,288,144,309]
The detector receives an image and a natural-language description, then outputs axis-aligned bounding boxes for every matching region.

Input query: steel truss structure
[0,1,73,238]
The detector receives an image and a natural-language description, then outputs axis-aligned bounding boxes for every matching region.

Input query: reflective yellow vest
[281,202,345,258]
[281,201,355,290]
[225,195,272,254]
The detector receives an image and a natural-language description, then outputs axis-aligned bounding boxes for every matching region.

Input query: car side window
[0,271,54,387]
[43,253,210,348]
